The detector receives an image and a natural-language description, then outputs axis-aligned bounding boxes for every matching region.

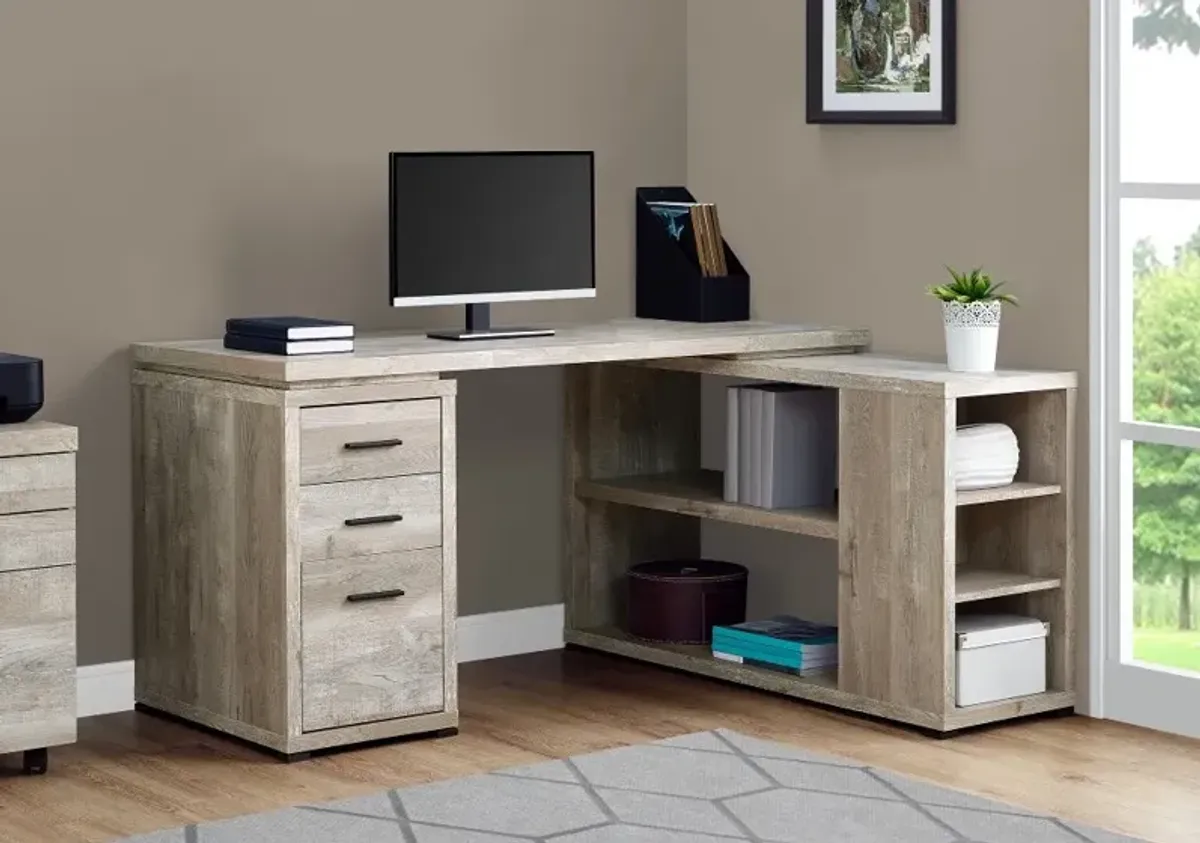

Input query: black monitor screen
[389,151,595,305]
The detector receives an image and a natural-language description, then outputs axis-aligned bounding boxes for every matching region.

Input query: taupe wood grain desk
[131,320,1077,755]
[130,320,869,759]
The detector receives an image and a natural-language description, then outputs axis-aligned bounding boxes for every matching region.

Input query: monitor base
[426,327,555,342]
[426,303,554,342]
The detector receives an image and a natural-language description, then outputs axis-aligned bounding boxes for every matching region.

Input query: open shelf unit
[575,469,1067,608]
[564,354,1077,734]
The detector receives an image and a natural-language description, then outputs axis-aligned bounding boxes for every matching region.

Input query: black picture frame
[806,0,957,125]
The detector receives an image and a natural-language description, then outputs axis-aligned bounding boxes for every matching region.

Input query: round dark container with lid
[626,559,749,645]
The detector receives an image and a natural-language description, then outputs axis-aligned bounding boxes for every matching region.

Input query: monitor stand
[426,303,555,342]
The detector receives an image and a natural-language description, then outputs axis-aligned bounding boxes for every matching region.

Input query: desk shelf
[565,625,1074,732]
[955,569,1062,603]
[565,626,861,717]
[576,470,838,540]
[956,482,1062,506]
[565,354,1078,735]
[577,472,1061,542]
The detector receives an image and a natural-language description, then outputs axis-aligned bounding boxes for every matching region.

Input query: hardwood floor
[1,649,1197,843]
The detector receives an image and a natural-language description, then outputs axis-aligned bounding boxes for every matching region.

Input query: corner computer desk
[129,318,1077,758]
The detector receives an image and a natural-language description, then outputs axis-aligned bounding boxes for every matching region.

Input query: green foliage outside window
[1132,244,1200,632]
[1133,0,1200,54]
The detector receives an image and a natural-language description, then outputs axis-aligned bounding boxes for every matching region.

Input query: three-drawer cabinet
[132,372,457,760]
[0,422,78,775]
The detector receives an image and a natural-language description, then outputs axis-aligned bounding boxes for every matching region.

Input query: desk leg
[22,748,48,775]
[564,363,701,632]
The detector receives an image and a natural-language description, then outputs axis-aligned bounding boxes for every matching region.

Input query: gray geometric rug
[122,729,1146,843]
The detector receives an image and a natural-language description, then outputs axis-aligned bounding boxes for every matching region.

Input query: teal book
[710,631,837,657]
[712,615,838,657]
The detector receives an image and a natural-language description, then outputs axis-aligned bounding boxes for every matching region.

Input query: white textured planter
[943,300,1002,373]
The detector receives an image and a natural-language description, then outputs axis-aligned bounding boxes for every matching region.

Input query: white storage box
[955,614,1048,707]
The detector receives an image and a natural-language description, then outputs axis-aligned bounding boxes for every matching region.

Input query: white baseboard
[78,660,136,718]
[457,603,565,663]
[77,603,566,718]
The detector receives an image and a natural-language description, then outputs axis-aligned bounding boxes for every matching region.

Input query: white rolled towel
[954,423,1019,490]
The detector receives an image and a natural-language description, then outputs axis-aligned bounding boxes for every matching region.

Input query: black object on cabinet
[635,187,750,323]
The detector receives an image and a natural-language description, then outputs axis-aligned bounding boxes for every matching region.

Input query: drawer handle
[343,438,404,451]
[346,588,406,603]
[344,514,404,527]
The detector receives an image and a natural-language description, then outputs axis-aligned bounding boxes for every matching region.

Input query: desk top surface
[658,353,1078,398]
[0,421,78,457]
[131,319,871,386]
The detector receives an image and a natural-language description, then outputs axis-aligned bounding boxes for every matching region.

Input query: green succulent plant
[927,267,1019,306]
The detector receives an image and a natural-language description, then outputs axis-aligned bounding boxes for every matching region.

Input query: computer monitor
[389,150,596,340]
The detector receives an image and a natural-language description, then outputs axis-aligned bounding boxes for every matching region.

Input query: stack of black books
[223,316,355,356]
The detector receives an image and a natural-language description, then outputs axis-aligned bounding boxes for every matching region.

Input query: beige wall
[688,1,1091,701]
[0,0,688,665]
[0,0,1090,679]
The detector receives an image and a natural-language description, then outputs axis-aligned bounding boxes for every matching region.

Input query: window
[1097,0,1200,737]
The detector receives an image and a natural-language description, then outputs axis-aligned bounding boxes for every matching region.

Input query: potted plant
[927,267,1018,373]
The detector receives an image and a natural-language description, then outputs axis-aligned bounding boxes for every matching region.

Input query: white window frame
[1088,0,1108,718]
[1091,0,1200,734]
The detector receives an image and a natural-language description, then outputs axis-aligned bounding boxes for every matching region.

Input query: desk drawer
[300,399,441,484]
[299,474,442,562]
[0,454,74,516]
[0,510,75,573]
[302,547,445,731]
[0,566,76,752]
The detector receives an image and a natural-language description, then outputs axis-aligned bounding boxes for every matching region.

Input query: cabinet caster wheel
[22,748,48,776]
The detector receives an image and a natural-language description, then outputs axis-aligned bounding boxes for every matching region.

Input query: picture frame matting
[806,0,958,125]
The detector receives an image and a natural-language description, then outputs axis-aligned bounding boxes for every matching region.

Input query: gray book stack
[724,384,838,509]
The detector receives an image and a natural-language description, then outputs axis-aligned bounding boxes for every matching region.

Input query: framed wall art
[806,0,957,125]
